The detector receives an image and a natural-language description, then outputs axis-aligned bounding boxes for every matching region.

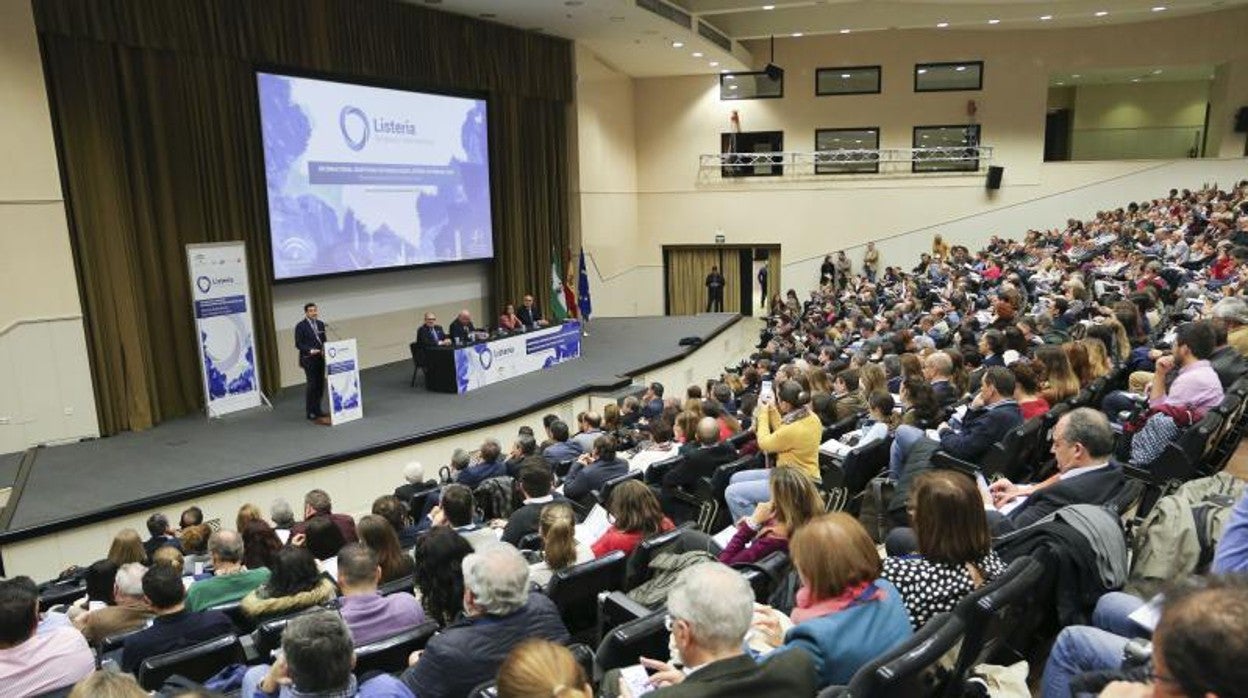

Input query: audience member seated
[641,382,666,420]
[78,528,146,613]
[923,352,960,407]
[427,484,497,551]
[68,671,148,698]
[609,562,817,697]
[270,498,297,537]
[185,529,271,611]
[725,380,822,522]
[303,514,349,562]
[237,502,264,536]
[0,576,95,695]
[244,608,415,698]
[1035,345,1081,405]
[504,433,539,477]
[372,494,421,550]
[1207,317,1248,388]
[749,513,913,688]
[394,460,438,504]
[120,563,235,673]
[414,527,475,627]
[399,545,570,698]
[528,502,593,588]
[453,438,507,489]
[830,369,865,420]
[627,419,678,472]
[499,639,592,698]
[718,467,821,566]
[541,419,584,468]
[151,544,185,575]
[563,435,630,503]
[502,464,561,546]
[988,407,1125,534]
[290,488,359,544]
[592,479,675,558]
[889,367,1023,480]
[143,512,182,559]
[70,562,154,644]
[571,411,605,453]
[898,375,943,429]
[179,522,210,557]
[334,543,425,646]
[881,471,1007,628]
[661,417,737,523]
[357,514,417,583]
[242,519,285,571]
[240,546,337,621]
[1012,361,1051,420]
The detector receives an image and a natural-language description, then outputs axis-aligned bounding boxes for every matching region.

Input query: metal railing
[698,145,994,178]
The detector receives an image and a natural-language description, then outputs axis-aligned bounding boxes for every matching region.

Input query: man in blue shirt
[453,438,506,489]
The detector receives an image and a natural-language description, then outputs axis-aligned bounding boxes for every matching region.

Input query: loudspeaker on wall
[986,165,1004,190]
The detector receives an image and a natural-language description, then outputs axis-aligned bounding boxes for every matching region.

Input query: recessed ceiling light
[1056,81,1065,85]
[762,4,775,9]
[1152,5,1167,10]
[720,69,731,73]
[725,74,735,80]
[841,73,851,78]
[1131,78,1141,82]
[709,61,719,67]
[1153,69,1163,74]
[672,41,684,48]
[917,68,928,74]
[955,66,967,71]
[729,84,739,90]
[1072,74,1082,78]
[1040,14,1053,20]
[692,52,703,57]
[936,21,949,27]
[1095,10,1109,16]
[791,32,803,37]
[839,28,851,34]
[988,19,1000,24]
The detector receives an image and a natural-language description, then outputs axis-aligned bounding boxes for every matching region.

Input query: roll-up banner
[325,339,364,425]
[186,242,264,417]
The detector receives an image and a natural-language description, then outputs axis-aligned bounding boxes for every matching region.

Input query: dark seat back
[353,621,439,676]
[137,634,244,691]
[944,557,1044,695]
[599,469,644,504]
[726,430,756,450]
[643,454,684,486]
[827,612,965,698]
[378,574,415,596]
[624,522,695,590]
[409,341,425,387]
[254,608,319,659]
[467,681,497,698]
[206,600,250,633]
[98,627,143,654]
[546,550,627,642]
[595,609,670,676]
[834,437,892,514]
[708,454,764,529]
[732,550,791,603]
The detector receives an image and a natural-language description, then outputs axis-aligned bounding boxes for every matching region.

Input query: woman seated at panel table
[499,303,523,332]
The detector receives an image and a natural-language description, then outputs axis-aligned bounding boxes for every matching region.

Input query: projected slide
[256,72,493,281]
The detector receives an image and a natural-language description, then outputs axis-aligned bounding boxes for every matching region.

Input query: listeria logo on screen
[340,104,419,151]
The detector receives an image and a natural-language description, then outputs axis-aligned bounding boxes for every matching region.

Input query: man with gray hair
[71,562,155,643]
[244,608,413,697]
[393,460,435,503]
[611,562,815,697]
[453,438,506,488]
[1213,295,1248,356]
[401,545,568,698]
[185,529,270,611]
[291,488,358,543]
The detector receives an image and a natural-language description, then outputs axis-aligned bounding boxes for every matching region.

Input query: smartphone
[759,380,774,405]
[619,665,654,696]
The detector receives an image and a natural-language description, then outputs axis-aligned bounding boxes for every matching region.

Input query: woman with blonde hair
[805,365,833,396]
[1063,340,1095,388]
[1080,338,1113,380]
[529,502,593,587]
[719,467,822,565]
[69,671,148,698]
[602,402,622,433]
[236,502,263,534]
[1035,345,1080,404]
[107,529,146,567]
[858,363,887,401]
[497,639,592,698]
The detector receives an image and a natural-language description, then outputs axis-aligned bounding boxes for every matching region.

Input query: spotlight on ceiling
[763,35,784,81]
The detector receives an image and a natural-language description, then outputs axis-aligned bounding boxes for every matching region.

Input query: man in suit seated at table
[563,435,630,503]
[605,562,816,697]
[517,294,549,330]
[987,407,1126,533]
[416,312,450,347]
[449,309,482,344]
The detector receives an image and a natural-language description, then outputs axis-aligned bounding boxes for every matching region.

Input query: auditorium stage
[0,314,744,552]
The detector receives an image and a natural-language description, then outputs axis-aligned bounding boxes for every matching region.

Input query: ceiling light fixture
[840,28,851,34]
[988,19,1000,24]
[1040,14,1053,20]
[709,61,719,67]
[729,84,739,90]
[1095,10,1108,16]
[936,21,949,27]
[1056,81,1065,85]
[720,69,730,73]
[1072,73,1082,78]
[762,4,775,9]
[692,52,703,57]
[1153,69,1163,74]
[1131,78,1141,82]
[955,66,967,71]
[917,68,928,74]
[791,32,803,37]
[1152,5,1167,10]
[672,41,684,48]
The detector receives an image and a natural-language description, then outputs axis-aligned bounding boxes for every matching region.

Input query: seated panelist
[449,309,485,344]
[416,313,450,347]
[517,294,549,329]
[499,303,523,333]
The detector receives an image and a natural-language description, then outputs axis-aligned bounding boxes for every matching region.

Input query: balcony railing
[698,145,994,179]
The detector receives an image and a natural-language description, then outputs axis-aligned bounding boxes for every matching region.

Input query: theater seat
[623,522,695,591]
[594,607,669,678]
[944,556,1044,694]
[254,608,321,659]
[595,469,643,505]
[353,620,439,676]
[378,573,415,596]
[819,613,965,698]
[467,681,497,698]
[137,633,244,691]
[546,550,627,644]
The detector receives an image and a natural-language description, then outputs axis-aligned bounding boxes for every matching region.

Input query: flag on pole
[577,248,592,321]
[550,251,569,322]
[563,246,579,318]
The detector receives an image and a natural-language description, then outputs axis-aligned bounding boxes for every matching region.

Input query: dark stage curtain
[34,0,573,435]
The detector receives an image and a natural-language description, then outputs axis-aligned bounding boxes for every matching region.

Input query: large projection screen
[256,72,493,282]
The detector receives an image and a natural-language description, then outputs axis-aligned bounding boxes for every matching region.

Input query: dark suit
[501,495,568,546]
[295,317,327,418]
[517,305,544,329]
[609,649,816,698]
[931,380,958,407]
[416,324,447,348]
[641,397,665,420]
[542,440,583,469]
[981,353,1006,368]
[996,463,1126,533]
[449,319,477,344]
[121,609,235,673]
[938,400,1022,462]
[563,457,630,503]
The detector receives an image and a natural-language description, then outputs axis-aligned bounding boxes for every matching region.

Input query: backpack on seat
[1125,472,1244,598]
[473,476,516,521]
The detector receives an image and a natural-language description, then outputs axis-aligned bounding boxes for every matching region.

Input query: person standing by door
[705,265,725,312]
[758,265,769,308]
[295,302,327,422]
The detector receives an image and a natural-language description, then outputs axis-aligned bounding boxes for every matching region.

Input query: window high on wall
[913,125,982,172]
[720,71,783,100]
[915,62,983,92]
[815,128,880,174]
[815,66,881,96]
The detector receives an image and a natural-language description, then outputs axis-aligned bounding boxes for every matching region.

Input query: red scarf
[792,580,884,624]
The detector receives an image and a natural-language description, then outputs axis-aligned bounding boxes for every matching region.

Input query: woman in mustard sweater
[725,380,823,522]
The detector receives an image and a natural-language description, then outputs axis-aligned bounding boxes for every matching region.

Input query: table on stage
[424,320,582,393]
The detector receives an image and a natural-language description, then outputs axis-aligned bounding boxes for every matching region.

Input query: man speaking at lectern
[295,302,327,422]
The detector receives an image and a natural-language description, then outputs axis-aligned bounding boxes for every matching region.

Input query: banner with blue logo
[325,339,364,425]
[186,243,263,417]
[453,321,581,393]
